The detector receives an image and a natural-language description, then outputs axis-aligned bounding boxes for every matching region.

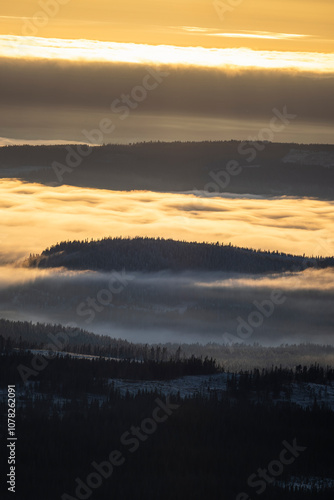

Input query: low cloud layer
[0,180,333,262]
[0,266,333,346]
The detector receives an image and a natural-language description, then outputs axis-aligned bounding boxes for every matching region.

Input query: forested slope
[1,141,334,199]
[27,237,334,273]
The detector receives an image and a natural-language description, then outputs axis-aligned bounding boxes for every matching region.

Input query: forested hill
[1,141,334,199]
[26,237,334,274]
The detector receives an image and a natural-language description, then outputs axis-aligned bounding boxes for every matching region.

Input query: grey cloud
[0,266,333,346]
[0,58,333,124]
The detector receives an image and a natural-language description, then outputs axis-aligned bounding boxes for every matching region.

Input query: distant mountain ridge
[1,141,334,199]
[26,237,334,274]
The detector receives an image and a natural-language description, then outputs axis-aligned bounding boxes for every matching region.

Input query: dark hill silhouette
[1,141,334,199]
[26,236,334,274]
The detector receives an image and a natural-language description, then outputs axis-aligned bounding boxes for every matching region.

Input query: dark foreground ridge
[27,236,334,274]
[1,346,334,499]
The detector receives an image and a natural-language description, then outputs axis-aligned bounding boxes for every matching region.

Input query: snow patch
[282,149,334,167]
[276,475,334,491]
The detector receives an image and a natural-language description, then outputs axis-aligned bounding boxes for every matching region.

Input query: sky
[1,0,334,144]
[2,0,334,52]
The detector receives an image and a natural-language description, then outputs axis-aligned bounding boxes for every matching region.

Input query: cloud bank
[0,180,333,262]
[0,266,333,346]
[1,53,333,144]
[2,35,334,72]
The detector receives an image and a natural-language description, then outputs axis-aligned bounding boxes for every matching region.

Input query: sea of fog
[0,265,333,346]
[1,179,333,346]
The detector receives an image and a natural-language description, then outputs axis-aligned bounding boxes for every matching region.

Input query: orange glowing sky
[1,0,334,53]
[1,0,334,70]
[2,35,334,73]
[1,0,334,145]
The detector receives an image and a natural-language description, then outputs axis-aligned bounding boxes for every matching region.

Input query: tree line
[27,236,334,273]
[1,351,334,500]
